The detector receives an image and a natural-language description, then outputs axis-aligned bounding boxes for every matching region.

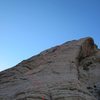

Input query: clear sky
[0,0,100,71]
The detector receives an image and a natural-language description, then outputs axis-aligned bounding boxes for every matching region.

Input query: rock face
[0,37,100,100]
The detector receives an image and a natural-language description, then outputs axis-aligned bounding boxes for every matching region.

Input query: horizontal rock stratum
[0,37,100,100]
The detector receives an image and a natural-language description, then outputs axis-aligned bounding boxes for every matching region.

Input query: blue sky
[0,0,100,71]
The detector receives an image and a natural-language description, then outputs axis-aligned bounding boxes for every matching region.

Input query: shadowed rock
[0,37,100,100]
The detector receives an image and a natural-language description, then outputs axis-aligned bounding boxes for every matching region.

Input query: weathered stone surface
[0,37,100,100]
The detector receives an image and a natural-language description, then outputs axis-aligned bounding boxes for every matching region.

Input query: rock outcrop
[0,37,100,100]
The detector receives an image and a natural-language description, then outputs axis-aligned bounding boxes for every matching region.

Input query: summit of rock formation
[0,37,100,100]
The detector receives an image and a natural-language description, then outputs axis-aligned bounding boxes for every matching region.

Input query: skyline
[0,0,100,71]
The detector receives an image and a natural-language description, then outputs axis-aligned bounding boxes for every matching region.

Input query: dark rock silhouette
[0,37,100,100]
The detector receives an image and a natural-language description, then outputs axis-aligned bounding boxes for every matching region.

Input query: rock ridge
[0,37,100,100]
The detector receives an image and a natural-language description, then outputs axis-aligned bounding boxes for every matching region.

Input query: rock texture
[0,37,100,100]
